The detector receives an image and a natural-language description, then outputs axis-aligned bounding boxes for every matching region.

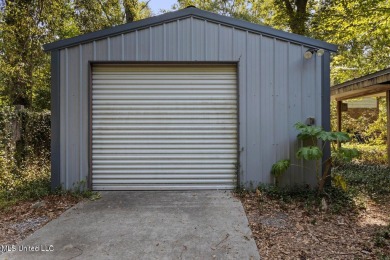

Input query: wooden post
[386,91,390,166]
[337,100,342,149]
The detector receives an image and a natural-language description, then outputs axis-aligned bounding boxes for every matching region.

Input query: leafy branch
[271,122,360,191]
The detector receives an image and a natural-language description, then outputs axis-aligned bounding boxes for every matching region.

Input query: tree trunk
[278,0,309,35]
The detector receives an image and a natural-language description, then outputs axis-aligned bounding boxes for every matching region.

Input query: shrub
[0,107,51,161]
[271,122,358,191]
[0,107,51,207]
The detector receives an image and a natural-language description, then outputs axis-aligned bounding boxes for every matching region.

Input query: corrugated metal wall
[58,17,322,189]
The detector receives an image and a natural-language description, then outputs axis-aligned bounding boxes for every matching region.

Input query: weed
[374,223,390,248]
[234,185,249,198]
[256,184,356,214]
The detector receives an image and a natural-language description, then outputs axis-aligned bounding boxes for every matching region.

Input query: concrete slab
[1,191,260,260]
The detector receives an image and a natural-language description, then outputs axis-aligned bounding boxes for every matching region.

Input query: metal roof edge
[43,7,337,52]
[331,67,390,89]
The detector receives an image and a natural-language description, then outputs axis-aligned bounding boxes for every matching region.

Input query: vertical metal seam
[218,24,221,61]
[204,20,207,60]
[65,48,69,189]
[286,42,291,185]
[93,41,96,60]
[79,45,83,183]
[107,37,111,60]
[121,34,125,61]
[273,38,276,175]
[258,34,262,183]
[163,23,166,61]
[149,27,152,60]
[135,30,139,60]
[245,31,249,184]
[231,27,234,60]
[190,17,193,60]
[177,20,180,60]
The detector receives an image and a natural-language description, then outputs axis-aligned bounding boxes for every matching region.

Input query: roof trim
[332,67,390,90]
[331,67,390,101]
[44,7,337,52]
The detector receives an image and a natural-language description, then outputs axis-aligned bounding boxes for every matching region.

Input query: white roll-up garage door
[91,65,238,190]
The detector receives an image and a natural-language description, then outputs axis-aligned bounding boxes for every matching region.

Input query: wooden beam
[387,91,390,166]
[332,85,390,101]
[337,100,342,149]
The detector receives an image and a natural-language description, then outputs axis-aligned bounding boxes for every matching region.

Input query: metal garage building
[44,7,337,190]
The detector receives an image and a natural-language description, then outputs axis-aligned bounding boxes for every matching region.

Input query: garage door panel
[93,174,235,179]
[92,130,236,135]
[93,105,236,110]
[93,144,236,149]
[92,159,235,164]
[93,164,235,169]
[93,169,236,175]
[92,65,237,190]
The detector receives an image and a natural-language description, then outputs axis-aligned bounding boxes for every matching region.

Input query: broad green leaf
[296,146,323,160]
[333,147,360,162]
[332,132,351,142]
[271,159,291,177]
[295,123,324,140]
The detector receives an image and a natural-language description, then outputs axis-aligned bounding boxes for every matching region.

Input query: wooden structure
[331,68,390,164]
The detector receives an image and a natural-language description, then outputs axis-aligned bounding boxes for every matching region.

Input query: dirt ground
[0,195,80,245]
[239,191,390,259]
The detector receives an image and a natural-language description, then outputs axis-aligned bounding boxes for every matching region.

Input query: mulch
[239,191,390,259]
[0,195,81,245]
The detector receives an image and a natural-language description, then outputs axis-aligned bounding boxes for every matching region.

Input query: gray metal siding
[58,17,323,189]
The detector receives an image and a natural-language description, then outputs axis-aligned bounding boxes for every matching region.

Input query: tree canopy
[173,0,390,85]
[0,0,151,109]
[0,0,389,109]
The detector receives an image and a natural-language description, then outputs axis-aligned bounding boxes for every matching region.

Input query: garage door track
[2,191,260,260]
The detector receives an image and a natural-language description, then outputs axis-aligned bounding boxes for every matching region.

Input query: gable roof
[43,7,337,52]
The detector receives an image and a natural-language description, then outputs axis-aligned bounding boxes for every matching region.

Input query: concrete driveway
[2,191,260,260]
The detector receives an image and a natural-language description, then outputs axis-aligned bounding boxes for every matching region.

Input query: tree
[311,0,390,84]
[73,0,151,33]
[123,0,151,23]
[173,0,259,23]
[273,0,309,35]
[0,0,79,109]
[0,0,151,109]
